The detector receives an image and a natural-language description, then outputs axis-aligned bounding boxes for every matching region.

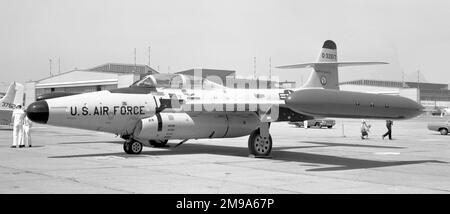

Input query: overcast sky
[1,0,449,90]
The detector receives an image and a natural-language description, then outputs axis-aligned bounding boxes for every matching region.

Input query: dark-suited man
[382,120,393,140]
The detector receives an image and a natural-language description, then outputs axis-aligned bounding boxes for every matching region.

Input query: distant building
[175,69,279,89]
[25,65,284,106]
[25,63,158,106]
[175,68,235,86]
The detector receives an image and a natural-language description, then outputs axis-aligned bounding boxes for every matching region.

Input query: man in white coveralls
[11,105,25,148]
[23,114,32,147]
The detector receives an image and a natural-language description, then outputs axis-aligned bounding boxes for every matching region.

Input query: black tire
[248,129,272,156]
[327,126,333,129]
[150,139,168,147]
[123,141,132,154]
[129,140,143,154]
[440,128,448,135]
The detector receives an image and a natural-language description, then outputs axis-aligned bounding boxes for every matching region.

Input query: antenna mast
[269,57,272,80]
[148,46,151,67]
[134,48,137,73]
[49,59,52,76]
[253,57,256,79]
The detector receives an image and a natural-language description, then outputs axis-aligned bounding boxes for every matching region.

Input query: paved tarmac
[0,116,449,193]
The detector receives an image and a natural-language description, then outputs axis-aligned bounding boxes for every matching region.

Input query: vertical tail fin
[317,40,338,63]
[0,82,17,109]
[276,40,387,90]
[305,40,339,89]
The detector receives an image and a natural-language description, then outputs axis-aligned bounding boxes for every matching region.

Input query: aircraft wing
[150,94,285,121]
[181,103,283,123]
[276,62,388,69]
[179,99,285,113]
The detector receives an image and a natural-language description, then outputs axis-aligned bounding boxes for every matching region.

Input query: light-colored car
[427,120,449,135]
[290,119,336,129]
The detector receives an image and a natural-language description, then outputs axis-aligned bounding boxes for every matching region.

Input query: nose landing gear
[123,139,143,154]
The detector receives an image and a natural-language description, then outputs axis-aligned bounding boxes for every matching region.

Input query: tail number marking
[322,53,336,60]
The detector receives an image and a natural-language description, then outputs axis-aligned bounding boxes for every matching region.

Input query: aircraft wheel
[123,140,132,154]
[248,129,272,156]
[124,140,143,154]
[130,141,143,154]
[150,139,168,147]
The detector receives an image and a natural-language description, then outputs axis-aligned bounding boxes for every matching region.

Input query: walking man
[382,120,393,140]
[11,105,25,148]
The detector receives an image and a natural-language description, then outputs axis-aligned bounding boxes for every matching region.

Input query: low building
[176,68,235,85]
[25,63,158,106]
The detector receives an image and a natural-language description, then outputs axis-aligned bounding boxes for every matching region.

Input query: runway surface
[0,116,449,193]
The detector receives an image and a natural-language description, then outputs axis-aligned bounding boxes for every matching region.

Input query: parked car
[427,120,449,135]
[430,108,444,116]
[290,119,336,129]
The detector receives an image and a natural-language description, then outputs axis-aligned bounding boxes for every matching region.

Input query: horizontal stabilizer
[276,62,388,69]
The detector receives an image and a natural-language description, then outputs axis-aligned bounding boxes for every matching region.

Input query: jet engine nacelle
[134,112,260,140]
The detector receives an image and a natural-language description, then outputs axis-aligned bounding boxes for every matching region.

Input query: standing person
[361,119,370,140]
[382,120,393,140]
[23,114,32,147]
[11,105,25,148]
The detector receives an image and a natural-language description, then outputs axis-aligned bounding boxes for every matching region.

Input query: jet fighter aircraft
[26,40,423,156]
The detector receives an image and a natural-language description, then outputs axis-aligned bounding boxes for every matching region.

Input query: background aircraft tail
[276,40,387,90]
[0,82,17,106]
[13,82,24,106]
[0,82,24,109]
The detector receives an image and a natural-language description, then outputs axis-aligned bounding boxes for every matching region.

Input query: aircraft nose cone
[26,100,49,124]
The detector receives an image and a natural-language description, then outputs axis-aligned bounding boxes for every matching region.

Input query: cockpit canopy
[132,74,225,90]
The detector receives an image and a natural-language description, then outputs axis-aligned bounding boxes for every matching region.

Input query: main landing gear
[123,139,143,154]
[248,122,273,157]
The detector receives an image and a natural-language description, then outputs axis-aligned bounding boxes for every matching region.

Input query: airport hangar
[20,62,450,111]
[340,79,450,111]
[22,62,280,107]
